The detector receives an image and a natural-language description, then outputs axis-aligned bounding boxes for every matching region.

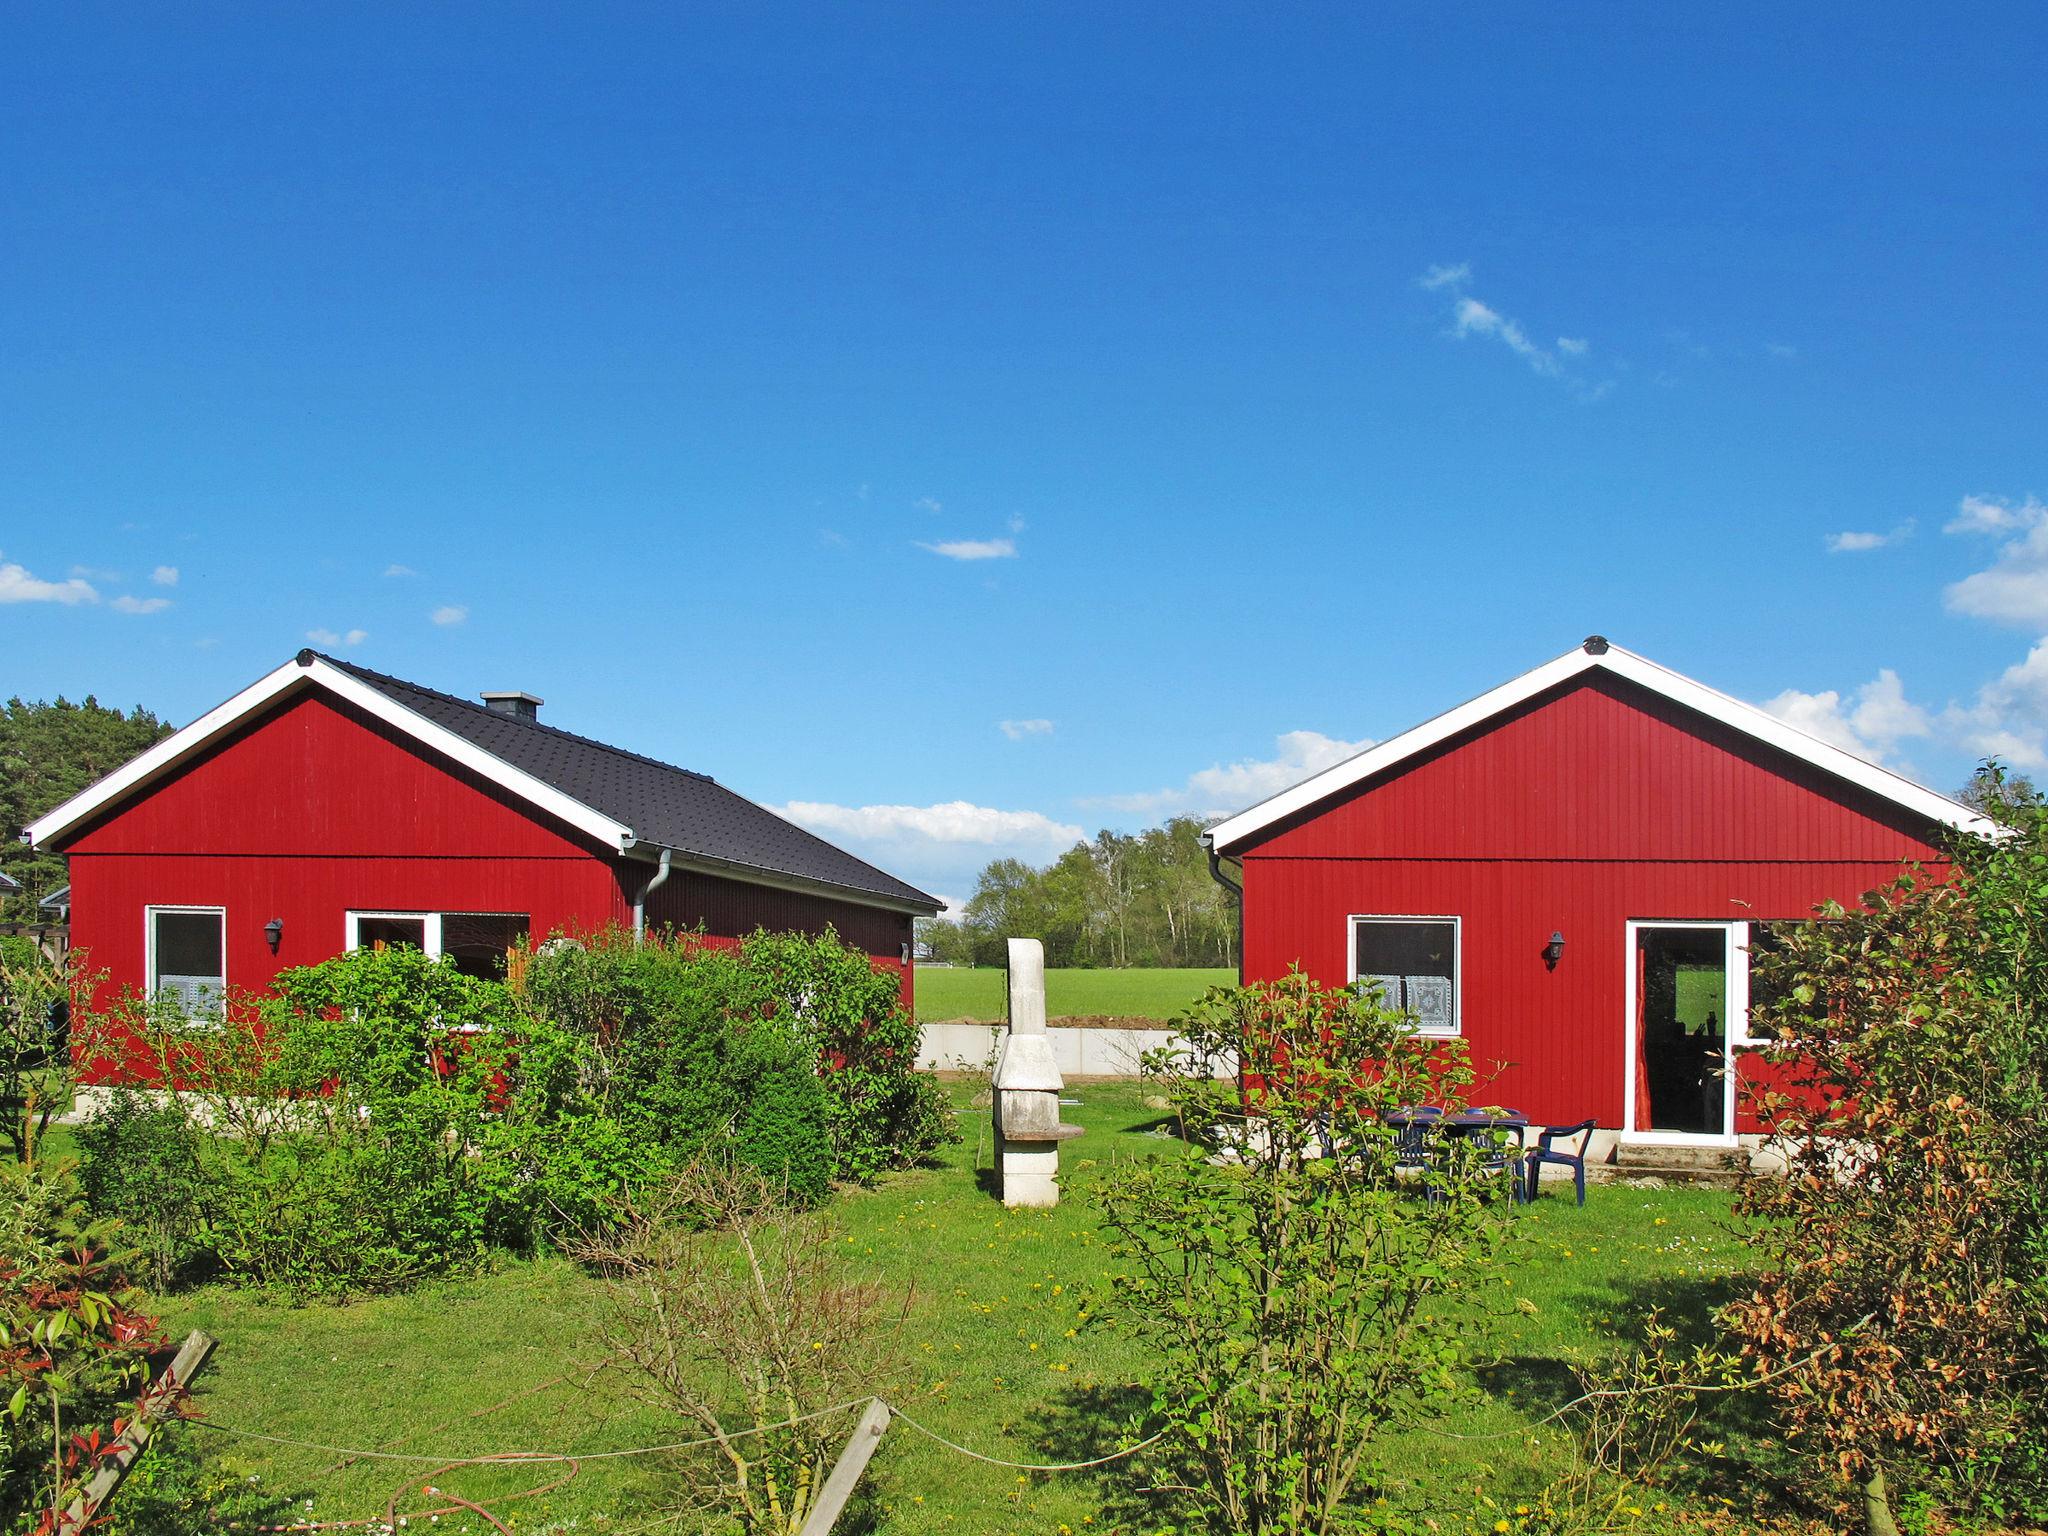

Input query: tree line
[918,815,1239,969]
[1,696,174,922]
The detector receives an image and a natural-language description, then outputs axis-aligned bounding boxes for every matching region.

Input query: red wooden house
[25,649,938,1084]
[1201,637,1989,1153]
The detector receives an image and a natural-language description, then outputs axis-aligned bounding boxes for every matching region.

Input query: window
[148,906,225,1019]
[1350,916,1460,1034]
[1738,919,1829,1044]
[346,910,530,981]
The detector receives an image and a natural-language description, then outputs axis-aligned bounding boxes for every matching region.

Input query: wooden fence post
[56,1329,217,1535]
[795,1399,891,1536]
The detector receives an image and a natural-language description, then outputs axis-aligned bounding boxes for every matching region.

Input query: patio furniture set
[1320,1106,1598,1205]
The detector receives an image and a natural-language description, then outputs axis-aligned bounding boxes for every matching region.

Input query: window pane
[357,916,427,952]
[441,913,529,980]
[153,910,223,1015]
[1355,920,1457,1032]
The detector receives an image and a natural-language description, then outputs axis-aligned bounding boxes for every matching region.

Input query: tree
[1957,760,2041,820]
[1096,971,1518,1533]
[0,697,173,920]
[1724,788,2048,1532]
[954,816,1240,969]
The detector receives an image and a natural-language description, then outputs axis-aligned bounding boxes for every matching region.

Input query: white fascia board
[621,843,939,916]
[24,657,636,853]
[1204,647,1597,852]
[1203,643,1995,852]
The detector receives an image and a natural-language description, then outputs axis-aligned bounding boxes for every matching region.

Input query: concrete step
[1600,1142,1746,1188]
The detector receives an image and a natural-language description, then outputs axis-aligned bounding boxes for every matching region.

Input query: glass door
[1626,923,1735,1138]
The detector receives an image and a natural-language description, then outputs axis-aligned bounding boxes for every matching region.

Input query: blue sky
[4,4,2044,907]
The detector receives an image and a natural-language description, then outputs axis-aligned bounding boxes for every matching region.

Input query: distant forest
[918,816,1239,969]
[1,696,174,921]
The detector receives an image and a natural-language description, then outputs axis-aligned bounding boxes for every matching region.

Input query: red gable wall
[1237,673,1953,1130]
[62,691,628,1076]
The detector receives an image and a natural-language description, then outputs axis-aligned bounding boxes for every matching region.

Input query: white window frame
[346,910,443,956]
[1346,913,1463,1037]
[144,904,227,1024]
[1621,919,1743,1147]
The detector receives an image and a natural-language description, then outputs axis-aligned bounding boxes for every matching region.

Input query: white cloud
[307,627,368,648]
[1825,521,1914,553]
[1454,296,1558,376]
[999,718,1053,741]
[1421,263,1607,392]
[111,594,172,615]
[917,538,1017,562]
[1945,493,2038,535]
[150,565,179,586]
[915,496,944,514]
[71,564,122,582]
[1766,342,1799,360]
[0,558,98,605]
[775,799,1084,849]
[1942,494,2048,625]
[1095,729,1377,819]
[1762,669,1931,764]
[1943,641,2048,770]
[431,605,469,626]
[384,563,419,578]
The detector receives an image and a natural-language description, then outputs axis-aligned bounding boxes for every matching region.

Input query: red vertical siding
[1236,674,1954,1130]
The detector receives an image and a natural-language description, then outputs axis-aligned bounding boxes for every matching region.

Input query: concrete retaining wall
[918,1020,1235,1079]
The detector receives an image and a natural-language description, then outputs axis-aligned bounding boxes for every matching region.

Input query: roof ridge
[315,653,717,785]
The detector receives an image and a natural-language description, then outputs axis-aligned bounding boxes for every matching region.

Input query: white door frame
[1621,919,1746,1147]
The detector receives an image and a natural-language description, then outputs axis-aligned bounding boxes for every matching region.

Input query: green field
[115,1083,1750,1535]
[914,965,1235,1022]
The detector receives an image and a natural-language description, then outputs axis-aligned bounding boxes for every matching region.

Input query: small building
[1202,638,1989,1151]
[26,649,938,1080]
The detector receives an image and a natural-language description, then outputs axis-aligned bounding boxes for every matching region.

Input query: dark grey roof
[0,870,17,892]
[314,653,938,911]
[39,883,68,909]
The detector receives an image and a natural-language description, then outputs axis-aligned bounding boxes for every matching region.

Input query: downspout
[1203,839,1244,980]
[632,847,673,943]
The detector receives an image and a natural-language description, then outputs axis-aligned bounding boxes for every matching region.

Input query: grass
[915,966,1235,1023]
[130,1085,1752,1536]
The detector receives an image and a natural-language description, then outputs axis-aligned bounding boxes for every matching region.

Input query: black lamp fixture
[264,917,284,954]
[1543,930,1566,970]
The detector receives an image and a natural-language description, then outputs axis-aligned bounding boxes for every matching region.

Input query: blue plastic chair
[1454,1109,1530,1203]
[1524,1119,1598,1206]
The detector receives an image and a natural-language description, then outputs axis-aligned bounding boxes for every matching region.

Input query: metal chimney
[480,690,543,722]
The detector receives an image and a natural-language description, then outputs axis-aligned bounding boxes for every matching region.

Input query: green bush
[735,1055,834,1205]
[75,1089,212,1290]
[84,924,950,1296]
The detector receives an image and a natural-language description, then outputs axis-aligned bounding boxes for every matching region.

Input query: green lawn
[915,966,1235,1022]
[126,1085,1751,1536]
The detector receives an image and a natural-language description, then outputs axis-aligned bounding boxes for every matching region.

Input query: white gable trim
[1203,641,1996,853]
[22,656,638,853]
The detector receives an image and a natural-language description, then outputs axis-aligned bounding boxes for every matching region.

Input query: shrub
[74,1090,211,1290]
[735,1056,834,1205]
[724,927,953,1181]
[1,1153,169,1534]
[1095,969,1520,1535]
[568,1158,903,1533]
[1726,785,2048,1533]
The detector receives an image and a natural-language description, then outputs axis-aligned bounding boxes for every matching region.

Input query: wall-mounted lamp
[1543,931,1566,970]
[264,918,284,954]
